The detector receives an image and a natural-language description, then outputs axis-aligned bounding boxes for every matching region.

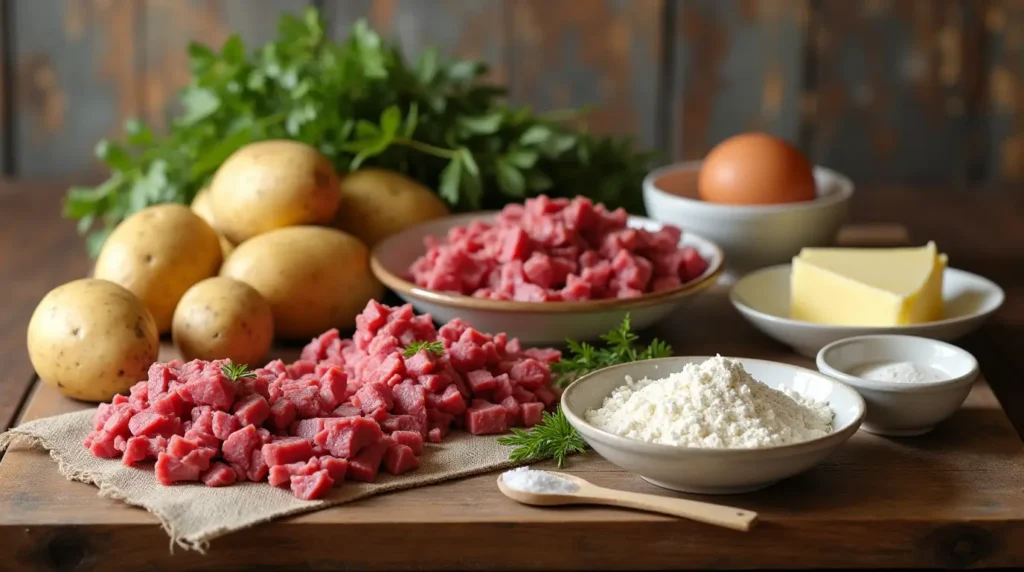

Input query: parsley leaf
[402,340,445,358]
[220,362,256,382]
[497,408,587,468]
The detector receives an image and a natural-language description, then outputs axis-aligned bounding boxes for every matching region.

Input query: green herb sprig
[498,314,672,467]
[403,340,445,358]
[64,7,658,257]
[220,362,256,382]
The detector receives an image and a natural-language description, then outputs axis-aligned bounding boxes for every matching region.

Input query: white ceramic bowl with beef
[370,209,724,346]
[561,357,865,494]
[642,162,853,278]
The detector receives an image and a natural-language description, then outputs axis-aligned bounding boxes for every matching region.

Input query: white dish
[816,335,979,436]
[730,264,1005,358]
[643,162,853,277]
[561,356,865,495]
[370,213,724,346]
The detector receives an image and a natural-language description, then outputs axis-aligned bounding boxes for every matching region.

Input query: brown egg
[698,133,817,205]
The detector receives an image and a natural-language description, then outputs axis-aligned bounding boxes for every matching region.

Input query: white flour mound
[584,355,834,448]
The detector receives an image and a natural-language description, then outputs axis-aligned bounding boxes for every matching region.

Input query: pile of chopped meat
[84,300,561,500]
[409,195,709,301]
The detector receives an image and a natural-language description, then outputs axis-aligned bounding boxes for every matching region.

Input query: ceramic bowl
[642,162,853,278]
[561,356,865,495]
[730,265,1005,358]
[370,213,724,346]
[816,335,979,436]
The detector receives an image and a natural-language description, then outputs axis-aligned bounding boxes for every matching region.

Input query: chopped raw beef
[201,463,237,487]
[466,400,509,435]
[383,442,420,475]
[262,438,315,467]
[290,470,335,500]
[389,430,424,455]
[233,393,270,428]
[348,442,387,482]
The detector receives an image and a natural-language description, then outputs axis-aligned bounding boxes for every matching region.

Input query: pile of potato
[28,140,450,402]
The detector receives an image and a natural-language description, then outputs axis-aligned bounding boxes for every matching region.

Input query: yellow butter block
[790,242,947,326]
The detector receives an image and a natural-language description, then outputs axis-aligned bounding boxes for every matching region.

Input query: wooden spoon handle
[589,489,758,532]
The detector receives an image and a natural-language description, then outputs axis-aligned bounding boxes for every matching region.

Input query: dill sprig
[498,314,673,467]
[403,340,445,358]
[220,362,256,381]
[497,408,588,468]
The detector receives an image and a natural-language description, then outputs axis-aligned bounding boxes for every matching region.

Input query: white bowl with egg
[730,264,1005,358]
[816,335,979,436]
[642,162,853,277]
[560,356,865,494]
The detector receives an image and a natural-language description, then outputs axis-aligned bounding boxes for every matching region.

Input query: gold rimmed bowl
[369,212,724,345]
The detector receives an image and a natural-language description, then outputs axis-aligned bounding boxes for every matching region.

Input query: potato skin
[220,226,383,340]
[210,140,341,244]
[334,168,450,248]
[94,204,222,333]
[190,187,236,259]
[27,279,159,402]
[172,277,274,365]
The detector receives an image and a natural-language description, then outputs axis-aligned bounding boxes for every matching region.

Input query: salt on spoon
[498,467,758,532]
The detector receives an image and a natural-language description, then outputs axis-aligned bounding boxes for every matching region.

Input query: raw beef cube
[466,400,509,435]
[404,349,437,377]
[383,443,420,475]
[499,396,521,425]
[369,353,405,386]
[111,394,130,407]
[155,452,201,485]
[313,417,384,459]
[356,299,389,332]
[92,403,114,431]
[129,381,149,411]
[392,382,427,415]
[332,404,362,418]
[181,448,217,473]
[293,418,329,440]
[269,460,317,487]
[262,438,314,467]
[427,428,443,443]
[146,436,169,458]
[101,404,133,437]
[353,382,393,415]
[493,374,514,401]
[465,369,496,393]
[181,371,236,410]
[247,448,269,482]
[523,347,562,364]
[520,402,545,427]
[212,411,240,440]
[149,390,189,417]
[318,367,347,411]
[233,393,270,427]
[201,462,237,487]
[301,329,340,362]
[147,362,175,398]
[291,470,334,500]
[184,428,219,449]
[389,430,424,455]
[318,456,349,482]
[380,414,420,434]
[560,274,592,301]
[449,342,487,372]
[268,399,296,430]
[512,386,538,403]
[122,436,151,466]
[113,435,128,453]
[166,435,200,459]
[509,359,549,389]
[679,246,708,281]
[221,425,261,473]
[652,275,682,291]
[286,360,316,379]
[348,442,388,482]
[436,384,468,414]
[85,431,119,458]
[287,386,321,418]
[128,411,180,438]
[417,374,449,392]
[533,386,558,407]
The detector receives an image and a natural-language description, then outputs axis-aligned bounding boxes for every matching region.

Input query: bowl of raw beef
[370,196,724,345]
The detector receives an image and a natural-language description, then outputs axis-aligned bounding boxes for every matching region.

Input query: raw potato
[172,277,274,365]
[220,226,383,340]
[27,279,160,402]
[334,168,450,248]
[209,140,342,244]
[94,204,222,334]
[190,187,236,259]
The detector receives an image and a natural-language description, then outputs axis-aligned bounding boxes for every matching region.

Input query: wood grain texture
[671,0,809,160]
[0,181,91,431]
[325,0,508,83]
[808,0,980,185]
[507,0,663,150]
[986,0,1024,183]
[140,0,310,128]
[12,0,142,178]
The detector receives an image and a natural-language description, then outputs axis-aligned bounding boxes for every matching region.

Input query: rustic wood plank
[670,0,808,160]
[0,181,91,431]
[506,0,661,150]
[808,0,980,186]
[986,0,1024,183]
[140,0,310,129]
[325,0,508,83]
[12,0,142,178]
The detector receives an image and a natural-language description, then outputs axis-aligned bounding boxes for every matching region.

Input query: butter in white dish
[847,361,949,384]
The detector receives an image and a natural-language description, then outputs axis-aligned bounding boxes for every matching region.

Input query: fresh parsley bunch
[63,7,658,256]
[498,315,672,467]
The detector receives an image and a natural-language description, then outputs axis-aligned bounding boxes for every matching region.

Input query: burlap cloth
[0,409,526,552]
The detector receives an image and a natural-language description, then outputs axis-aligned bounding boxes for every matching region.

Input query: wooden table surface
[1,181,1023,571]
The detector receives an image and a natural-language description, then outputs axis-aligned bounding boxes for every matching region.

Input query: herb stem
[391,137,459,159]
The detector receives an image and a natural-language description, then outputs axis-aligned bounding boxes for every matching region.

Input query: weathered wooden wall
[2,0,1022,187]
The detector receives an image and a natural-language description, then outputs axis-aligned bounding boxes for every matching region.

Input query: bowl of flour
[561,355,865,494]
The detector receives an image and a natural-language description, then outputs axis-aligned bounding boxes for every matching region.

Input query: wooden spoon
[497,471,758,532]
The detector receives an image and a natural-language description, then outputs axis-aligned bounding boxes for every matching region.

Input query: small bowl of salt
[816,334,979,436]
